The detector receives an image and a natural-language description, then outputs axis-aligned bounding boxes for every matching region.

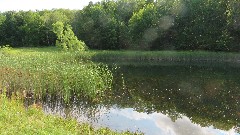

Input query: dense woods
[0,0,240,51]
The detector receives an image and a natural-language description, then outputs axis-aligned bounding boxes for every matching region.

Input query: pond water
[43,61,240,135]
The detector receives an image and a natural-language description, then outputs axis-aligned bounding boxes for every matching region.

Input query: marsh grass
[0,92,140,135]
[0,47,113,102]
[90,50,240,63]
[13,48,240,63]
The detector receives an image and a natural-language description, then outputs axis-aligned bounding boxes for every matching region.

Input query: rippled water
[43,62,240,135]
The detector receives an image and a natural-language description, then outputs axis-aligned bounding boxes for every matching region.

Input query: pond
[42,61,240,135]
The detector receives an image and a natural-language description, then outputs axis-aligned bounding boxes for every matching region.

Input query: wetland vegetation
[0,46,112,101]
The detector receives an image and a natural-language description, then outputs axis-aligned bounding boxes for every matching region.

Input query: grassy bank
[0,93,138,135]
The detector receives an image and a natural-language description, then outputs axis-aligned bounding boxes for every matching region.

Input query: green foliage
[172,0,231,51]
[74,3,126,50]
[0,9,75,47]
[129,3,158,49]
[0,0,240,51]
[52,21,87,51]
[0,14,5,26]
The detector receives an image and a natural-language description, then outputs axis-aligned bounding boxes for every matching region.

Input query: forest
[0,0,240,51]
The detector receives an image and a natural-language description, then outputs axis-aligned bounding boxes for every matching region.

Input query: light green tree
[52,21,87,51]
[129,3,158,49]
[0,14,5,26]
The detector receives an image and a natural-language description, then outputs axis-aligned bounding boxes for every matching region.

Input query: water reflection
[43,62,240,135]
[90,108,238,135]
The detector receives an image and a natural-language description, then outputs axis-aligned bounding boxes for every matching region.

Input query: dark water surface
[43,62,240,135]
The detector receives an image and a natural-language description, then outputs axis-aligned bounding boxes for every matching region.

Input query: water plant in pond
[0,47,113,102]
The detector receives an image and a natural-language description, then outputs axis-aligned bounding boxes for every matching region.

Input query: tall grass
[0,46,113,102]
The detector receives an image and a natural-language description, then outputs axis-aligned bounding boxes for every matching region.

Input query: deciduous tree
[52,21,87,51]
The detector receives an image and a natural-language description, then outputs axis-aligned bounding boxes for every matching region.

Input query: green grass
[0,93,139,135]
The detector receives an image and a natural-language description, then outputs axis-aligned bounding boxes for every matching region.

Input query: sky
[0,0,101,12]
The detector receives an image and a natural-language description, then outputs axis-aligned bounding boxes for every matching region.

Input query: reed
[0,46,113,102]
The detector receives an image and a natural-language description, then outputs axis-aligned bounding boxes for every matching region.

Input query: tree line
[0,0,240,51]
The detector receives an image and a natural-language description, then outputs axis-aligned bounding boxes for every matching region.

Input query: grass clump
[0,92,139,135]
